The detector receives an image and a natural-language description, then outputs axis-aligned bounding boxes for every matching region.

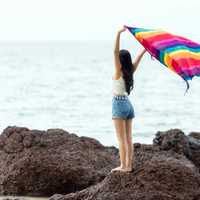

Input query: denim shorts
[112,95,135,119]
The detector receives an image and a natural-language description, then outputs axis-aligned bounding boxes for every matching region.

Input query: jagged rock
[49,129,200,200]
[0,126,119,196]
[189,132,200,140]
[1,127,200,200]
[50,147,200,200]
[153,129,200,170]
[188,131,200,169]
[153,129,191,157]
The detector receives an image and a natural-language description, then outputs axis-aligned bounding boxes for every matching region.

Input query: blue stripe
[128,27,156,35]
[163,45,200,54]
[159,45,200,63]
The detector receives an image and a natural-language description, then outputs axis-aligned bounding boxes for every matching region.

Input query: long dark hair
[119,49,135,95]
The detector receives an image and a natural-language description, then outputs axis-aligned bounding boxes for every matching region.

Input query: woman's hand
[118,27,126,34]
[141,48,147,53]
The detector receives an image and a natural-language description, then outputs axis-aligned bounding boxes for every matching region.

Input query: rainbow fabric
[125,25,200,93]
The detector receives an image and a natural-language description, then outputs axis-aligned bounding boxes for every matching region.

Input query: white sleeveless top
[112,75,128,96]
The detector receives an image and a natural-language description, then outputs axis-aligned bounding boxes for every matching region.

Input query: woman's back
[112,75,128,96]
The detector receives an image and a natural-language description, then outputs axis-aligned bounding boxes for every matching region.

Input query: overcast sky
[0,0,199,41]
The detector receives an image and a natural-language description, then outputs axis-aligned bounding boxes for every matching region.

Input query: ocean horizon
[0,40,199,147]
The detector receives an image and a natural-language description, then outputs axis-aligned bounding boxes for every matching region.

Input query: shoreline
[0,196,49,200]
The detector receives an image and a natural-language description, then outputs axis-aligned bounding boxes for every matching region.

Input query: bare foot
[121,167,133,172]
[111,166,124,172]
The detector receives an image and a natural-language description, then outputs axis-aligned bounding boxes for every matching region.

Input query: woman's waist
[112,94,129,100]
[112,90,128,95]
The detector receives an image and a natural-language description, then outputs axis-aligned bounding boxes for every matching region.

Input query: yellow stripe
[135,30,165,41]
[168,50,200,59]
[164,50,200,71]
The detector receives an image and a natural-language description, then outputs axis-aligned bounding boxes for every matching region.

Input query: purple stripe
[182,66,200,77]
[152,38,200,49]
[176,35,200,47]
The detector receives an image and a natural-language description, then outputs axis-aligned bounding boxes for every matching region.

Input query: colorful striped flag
[125,25,200,93]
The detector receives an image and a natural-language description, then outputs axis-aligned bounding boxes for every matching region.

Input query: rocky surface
[0,126,119,196]
[49,129,200,200]
[153,129,200,170]
[1,126,200,200]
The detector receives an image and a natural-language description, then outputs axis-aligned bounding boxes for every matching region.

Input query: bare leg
[111,118,127,172]
[125,119,133,171]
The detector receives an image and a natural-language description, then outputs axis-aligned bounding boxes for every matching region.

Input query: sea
[0,40,199,147]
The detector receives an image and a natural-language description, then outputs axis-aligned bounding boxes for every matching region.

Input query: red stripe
[171,59,182,74]
[144,33,173,44]
[139,33,174,57]
[175,58,200,68]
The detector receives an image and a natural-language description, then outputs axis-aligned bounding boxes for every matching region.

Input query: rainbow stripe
[125,26,200,93]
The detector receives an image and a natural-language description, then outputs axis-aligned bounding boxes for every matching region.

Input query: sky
[0,0,199,41]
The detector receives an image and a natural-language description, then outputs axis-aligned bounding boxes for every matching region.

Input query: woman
[111,26,146,172]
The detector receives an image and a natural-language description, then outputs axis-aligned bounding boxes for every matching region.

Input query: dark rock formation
[188,131,200,170]
[153,129,200,170]
[0,126,119,196]
[49,129,200,200]
[1,126,200,200]
[189,132,200,140]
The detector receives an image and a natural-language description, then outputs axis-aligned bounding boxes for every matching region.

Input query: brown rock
[188,131,200,170]
[153,129,200,170]
[50,147,200,200]
[0,126,119,196]
[189,132,200,140]
[1,127,200,200]
[49,129,200,200]
[153,129,191,157]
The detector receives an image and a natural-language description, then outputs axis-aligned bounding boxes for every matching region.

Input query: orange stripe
[164,51,200,72]
[168,51,200,60]
[135,30,164,42]
[164,54,175,71]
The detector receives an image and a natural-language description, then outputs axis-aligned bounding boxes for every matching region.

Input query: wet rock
[1,197,27,200]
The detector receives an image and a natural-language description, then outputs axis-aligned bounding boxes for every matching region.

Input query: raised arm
[114,27,126,75]
[133,48,147,73]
